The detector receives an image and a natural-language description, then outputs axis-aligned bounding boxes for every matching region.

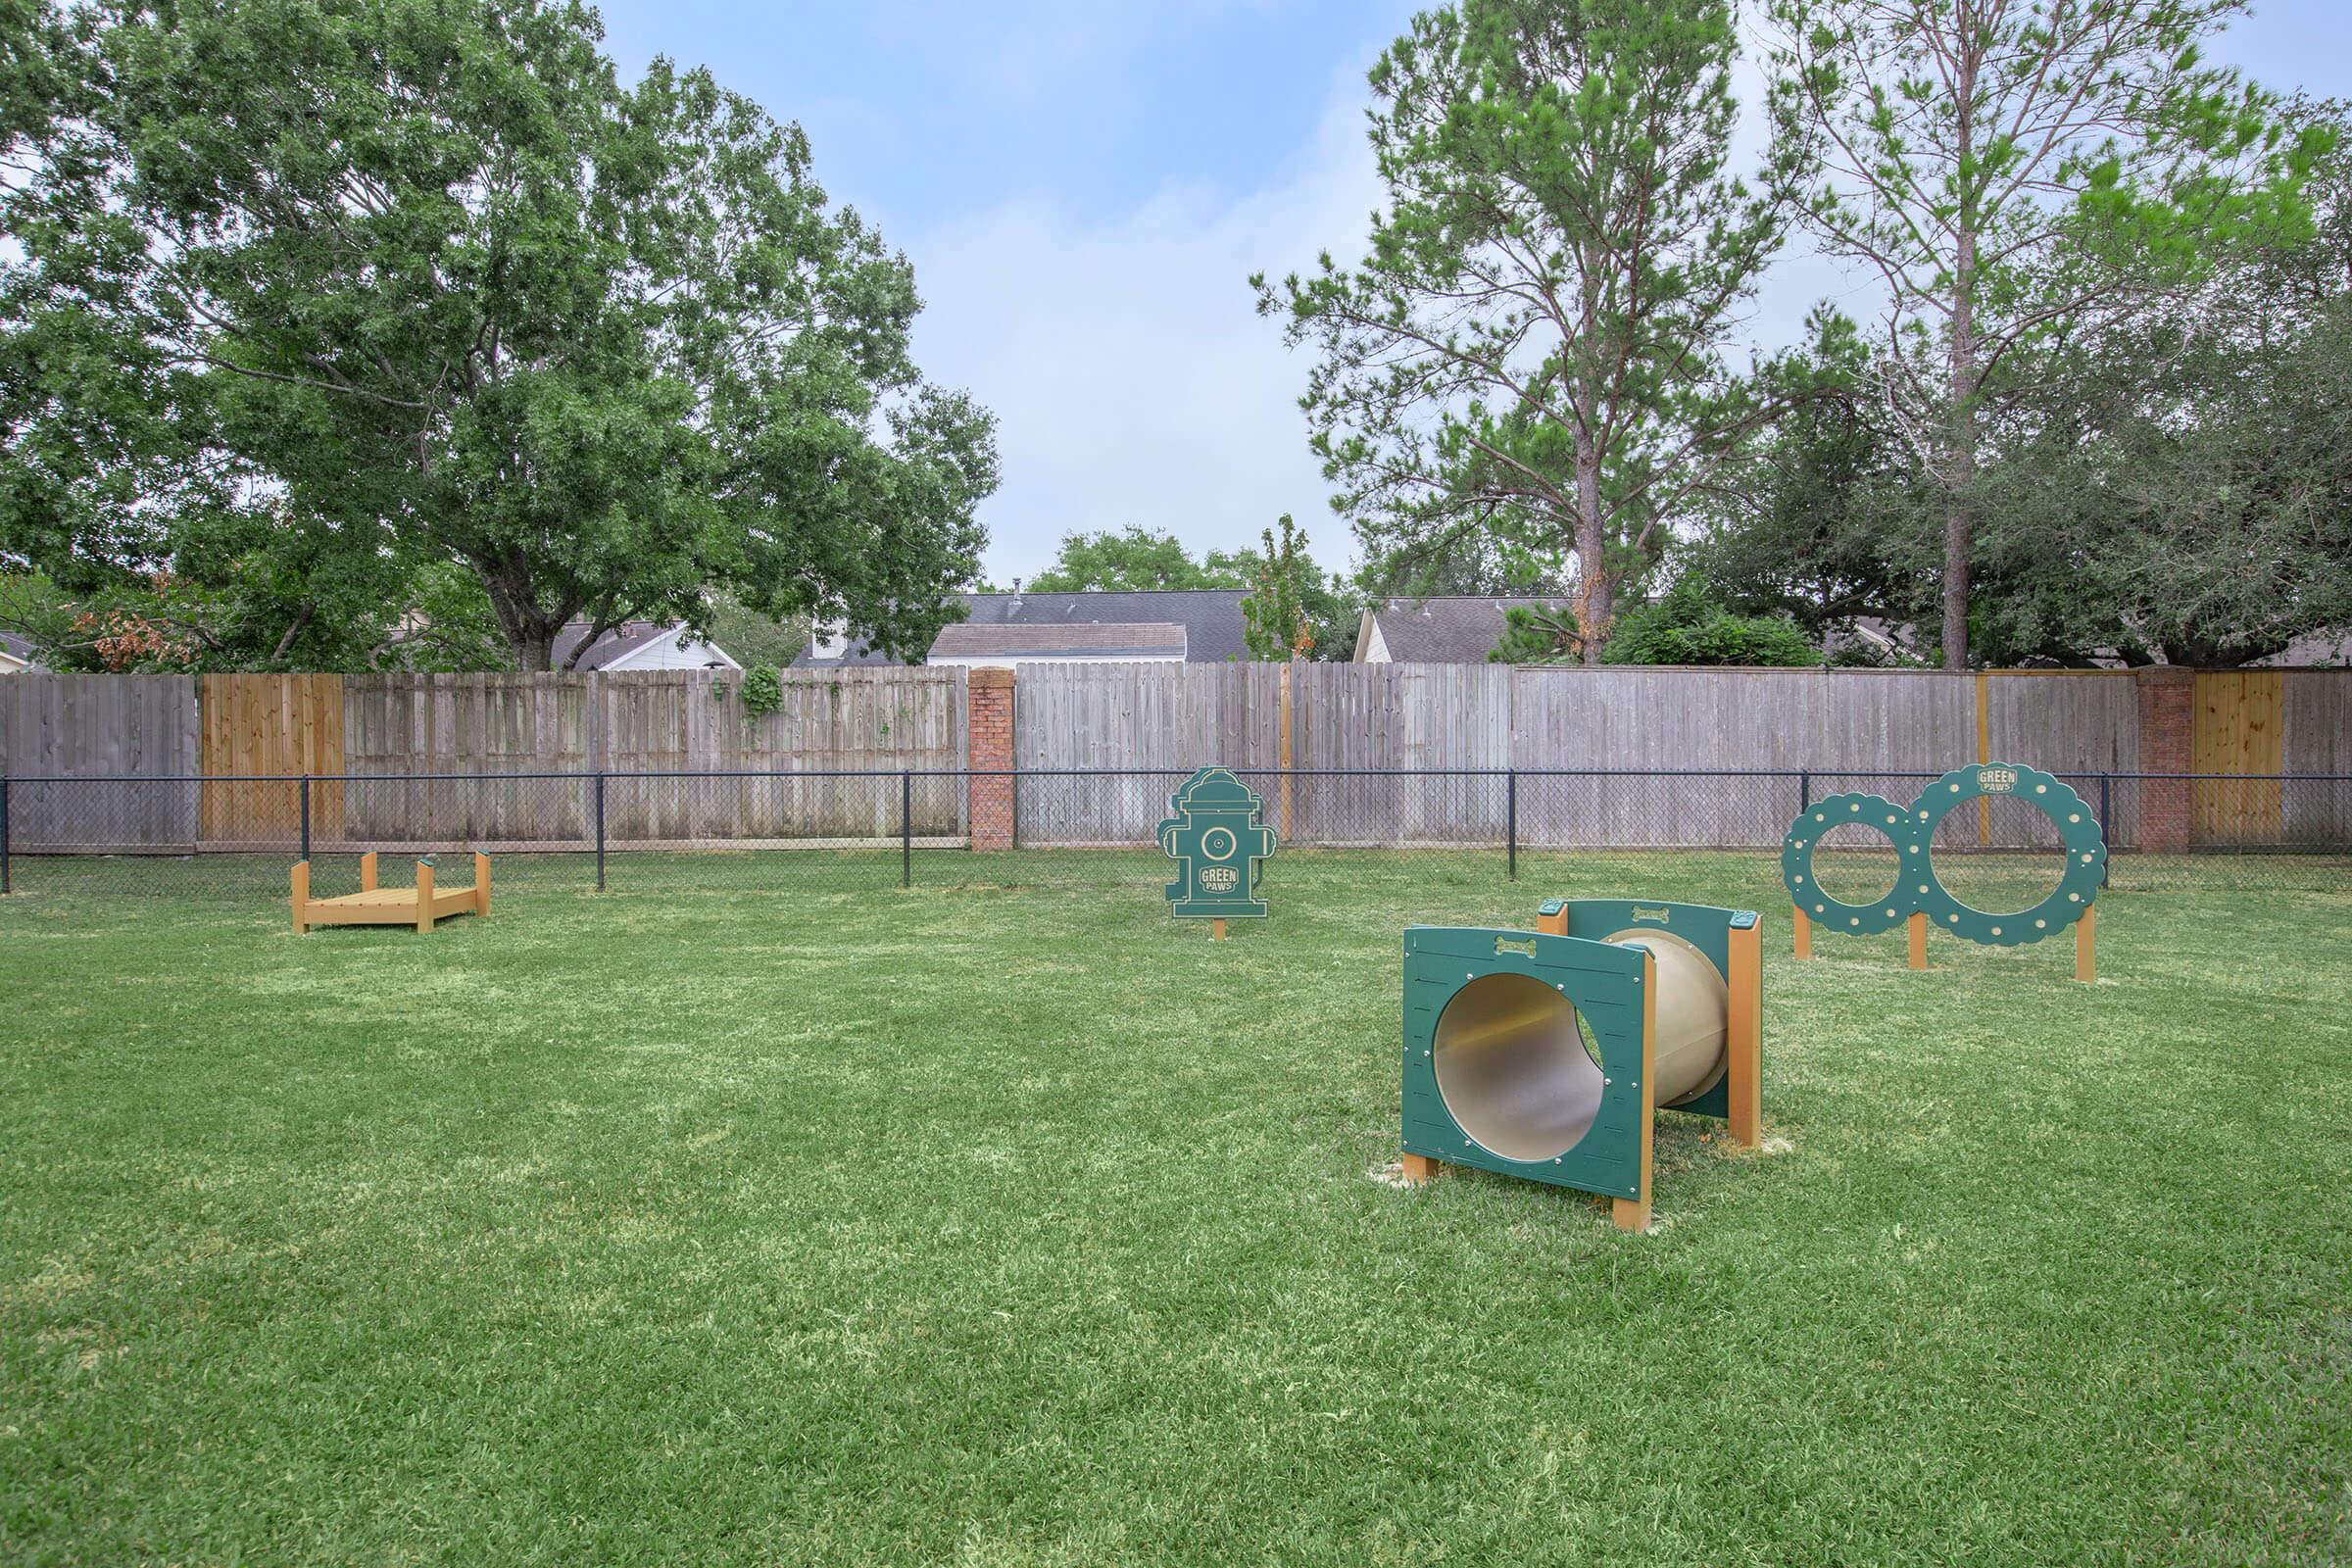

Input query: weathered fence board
[1,673,200,849]
[1014,662,1284,843]
[3,662,2345,857]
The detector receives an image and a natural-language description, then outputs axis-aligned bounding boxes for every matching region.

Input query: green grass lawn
[2,854,2347,1566]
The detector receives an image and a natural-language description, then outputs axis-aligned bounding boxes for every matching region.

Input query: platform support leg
[1725,918,1762,1149]
[1399,1153,1440,1185]
[360,851,378,892]
[2075,903,2096,983]
[1612,950,1660,1233]
[1211,917,1226,942]
[474,852,492,917]
[1907,910,1928,971]
[291,859,310,934]
[416,859,435,933]
[1791,905,1811,960]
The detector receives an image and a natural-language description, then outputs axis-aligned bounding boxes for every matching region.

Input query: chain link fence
[1,769,2346,909]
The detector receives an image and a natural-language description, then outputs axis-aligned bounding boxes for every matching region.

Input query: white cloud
[905,29,1887,588]
[906,71,1384,584]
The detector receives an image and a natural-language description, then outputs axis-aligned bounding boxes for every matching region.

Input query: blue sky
[590,1,2352,585]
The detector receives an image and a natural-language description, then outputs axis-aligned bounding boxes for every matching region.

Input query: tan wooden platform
[292,852,489,933]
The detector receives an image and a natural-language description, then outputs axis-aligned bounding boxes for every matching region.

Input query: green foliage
[1488,604,1580,664]
[1257,0,1803,660]
[1239,514,1316,661]
[704,591,812,671]
[1600,578,1819,667]
[0,552,508,674]
[1690,309,1940,645]
[737,664,784,723]
[1767,0,2324,667]
[1,0,996,671]
[1027,526,1247,592]
[1969,99,2352,667]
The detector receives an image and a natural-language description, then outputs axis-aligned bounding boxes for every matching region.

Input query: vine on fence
[738,665,783,723]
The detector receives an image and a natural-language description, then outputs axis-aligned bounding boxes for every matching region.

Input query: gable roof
[793,590,1251,668]
[931,620,1187,660]
[1361,597,1576,663]
[552,620,731,671]
[0,631,36,670]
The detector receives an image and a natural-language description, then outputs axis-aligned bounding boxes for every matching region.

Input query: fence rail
[1,768,2345,906]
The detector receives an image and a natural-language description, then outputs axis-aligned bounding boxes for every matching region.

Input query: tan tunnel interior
[1431,931,1730,1163]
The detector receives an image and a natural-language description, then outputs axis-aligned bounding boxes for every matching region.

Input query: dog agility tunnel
[1399,899,1763,1231]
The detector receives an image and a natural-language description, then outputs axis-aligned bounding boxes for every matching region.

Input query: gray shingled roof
[1364,597,1576,663]
[793,590,1251,668]
[0,631,39,668]
[931,621,1187,660]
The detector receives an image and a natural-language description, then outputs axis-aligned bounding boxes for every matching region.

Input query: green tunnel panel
[1399,925,1650,1202]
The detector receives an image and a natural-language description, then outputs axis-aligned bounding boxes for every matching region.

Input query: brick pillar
[2134,665,2195,855]
[967,666,1015,851]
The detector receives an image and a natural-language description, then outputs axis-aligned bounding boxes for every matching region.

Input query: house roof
[0,631,36,669]
[793,590,1251,668]
[552,620,730,671]
[931,620,1188,660]
[1362,597,1577,663]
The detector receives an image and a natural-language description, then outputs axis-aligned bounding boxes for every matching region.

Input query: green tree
[1256,0,1803,662]
[1689,309,1941,646]
[2,0,995,670]
[1969,96,2352,667]
[1026,526,1245,592]
[1240,514,1315,660]
[1600,576,1819,666]
[1768,0,2323,668]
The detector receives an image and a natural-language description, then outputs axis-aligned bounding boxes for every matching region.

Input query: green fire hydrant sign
[1156,766,1276,920]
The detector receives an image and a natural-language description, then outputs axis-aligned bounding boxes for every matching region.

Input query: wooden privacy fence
[1,662,2346,854]
[1005,662,2350,850]
[2,668,967,849]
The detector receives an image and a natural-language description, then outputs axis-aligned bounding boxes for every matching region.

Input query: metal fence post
[2098,771,2113,889]
[901,770,912,889]
[299,775,312,861]
[594,771,608,891]
[1506,768,1518,881]
[1,776,10,896]
[1797,768,1811,815]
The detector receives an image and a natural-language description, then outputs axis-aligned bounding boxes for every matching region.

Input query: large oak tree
[1,0,995,669]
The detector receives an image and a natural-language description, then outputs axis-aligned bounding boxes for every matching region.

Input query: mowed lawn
[2,854,2346,1566]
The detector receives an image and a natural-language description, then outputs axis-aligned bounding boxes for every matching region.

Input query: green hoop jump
[1779,763,2106,950]
[1912,764,2105,946]
[1780,791,1921,936]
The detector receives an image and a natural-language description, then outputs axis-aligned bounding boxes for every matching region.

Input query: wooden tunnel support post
[1399,1153,1440,1184]
[1791,904,1811,960]
[2076,903,2096,984]
[1907,911,1928,971]
[415,858,435,934]
[1612,948,1659,1234]
[1725,916,1762,1149]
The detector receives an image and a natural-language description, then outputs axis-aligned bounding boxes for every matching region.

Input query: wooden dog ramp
[292,853,490,934]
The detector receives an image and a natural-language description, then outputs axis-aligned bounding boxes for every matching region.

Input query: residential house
[794,589,1250,670]
[0,632,39,673]
[1351,597,1577,663]
[554,620,741,672]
